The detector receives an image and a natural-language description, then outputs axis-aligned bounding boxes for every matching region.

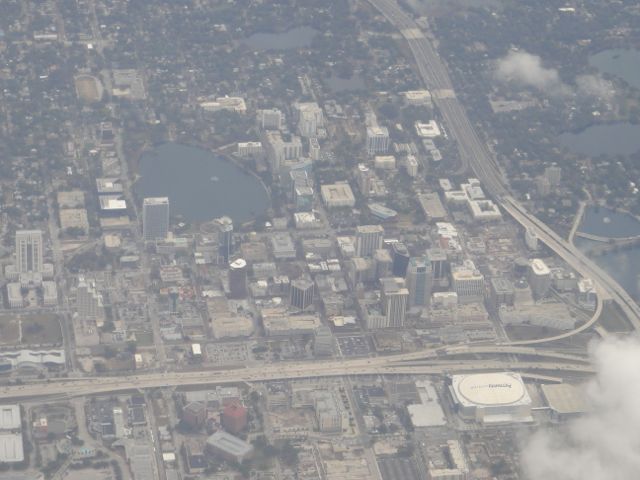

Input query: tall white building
[261,131,303,172]
[528,258,551,299]
[142,197,170,241]
[15,230,43,274]
[381,277,409,328]
[451,260,485,304]
[293,102,324,138]
[366,126,390,156]
[355,225,384,257]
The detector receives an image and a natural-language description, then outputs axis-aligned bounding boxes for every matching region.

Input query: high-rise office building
[529,259,551,299]
[380,277,409,328]
[406,256,432,307]
[215,216,234,264]
[355,225,384,257]
[391,242,410,277]
[366,126,390,156]
[374,249,393,279]
[142,197,169,241]
[427,248,449,288]
[290,278,314,311]
[293,102,324,138]
[15,230,43,273]
[451,260,485,304]
[228,258,248,299]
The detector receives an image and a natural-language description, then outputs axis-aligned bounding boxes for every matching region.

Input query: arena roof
[541,383,588,415]
[452,372,529,407]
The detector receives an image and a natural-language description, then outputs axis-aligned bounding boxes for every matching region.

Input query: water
[135,143,269,224]
[558,123,640,156]
[576,238,640,300]
[579,206,640,238]
[243,26,318,51]
[327,74,365,93]
[576,206,640,300]
[589,49,640,90]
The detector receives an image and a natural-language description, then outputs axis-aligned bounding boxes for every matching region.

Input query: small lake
[589,49,640,90]
[243,26,318,51]
[576,238,640,301]
[576,206,640,300]
[579,206,640,238]
[135,143,269,224]
[558,123,640,157]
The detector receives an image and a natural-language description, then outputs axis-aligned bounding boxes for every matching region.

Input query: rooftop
[206,430,253,456]
[0,405,21,430]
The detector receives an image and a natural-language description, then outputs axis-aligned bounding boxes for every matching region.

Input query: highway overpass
[0,357,595,401]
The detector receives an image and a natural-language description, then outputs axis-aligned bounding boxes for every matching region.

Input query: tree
[126,341,137,354]
[278,440,300,467]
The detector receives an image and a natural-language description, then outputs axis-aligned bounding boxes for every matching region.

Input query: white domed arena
[449,372,533,424]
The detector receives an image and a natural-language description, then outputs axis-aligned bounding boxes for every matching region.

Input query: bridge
[574,231,640,244]
[577,235,640,256]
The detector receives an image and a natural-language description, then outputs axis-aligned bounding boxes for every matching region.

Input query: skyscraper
[380,277,409,328]
[366,126,390,156]
[391,242,410,277]
[15,230,43,273]
[228,258,248,299]
[406,256,432,307]
[427,248,449,288]
[355,225,384,257]
[215,216,234,264]
[290,278,314,311]
[142,197,169,241]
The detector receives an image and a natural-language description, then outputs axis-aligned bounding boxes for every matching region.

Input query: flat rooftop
[0,405,21,430]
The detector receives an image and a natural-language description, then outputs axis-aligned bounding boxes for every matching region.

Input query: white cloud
[494,50,616,101]
[522,337,640,480]
[495,50,569,96]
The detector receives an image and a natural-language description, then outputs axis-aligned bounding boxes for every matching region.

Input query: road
[367,0,640,334]
[568,201,586,244]
[0,346,595,401]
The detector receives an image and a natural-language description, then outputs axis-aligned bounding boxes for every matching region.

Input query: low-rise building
[499,303,575,330]
[210,315,254,339]
[262,313,321,337]
[206,431,253,463]
[321,182,356,208]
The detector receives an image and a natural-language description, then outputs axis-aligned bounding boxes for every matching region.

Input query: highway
[0,356,595,401]
[368,0,640,334]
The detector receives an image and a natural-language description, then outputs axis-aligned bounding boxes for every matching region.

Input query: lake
[578,206,640,238]
[558,123,640,157]
[589,49,640,90]
[576,206,640,300]
[135,143,269,224]
[243,26,318,51]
